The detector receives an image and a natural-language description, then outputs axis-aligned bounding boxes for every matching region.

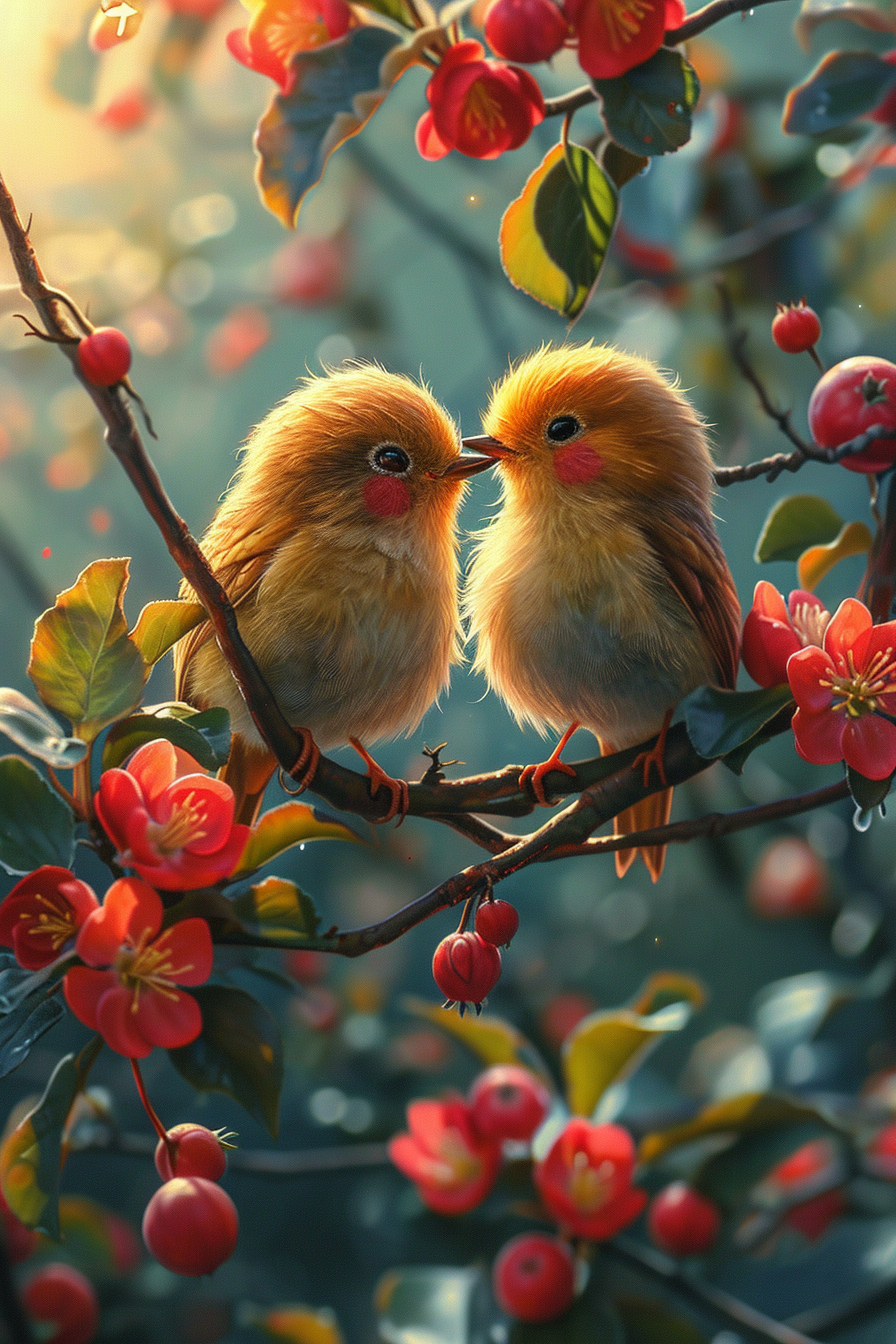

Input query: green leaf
[232,876,321,942]
[563,995,699,1118]
[129,600,205,668]
[783,50,896,135]
[102,704,231,772]
[356,0,423,27]
[682,684,794,763]
[796,0,896,50]
[233,801,360,877]
[0,955,74,1081]
[0,1053,79,1236]
[255,27,410,228]
[501,140,617,321]
[28,558,146,742]
[405,997,552,1080]
[375,1267,480,1344]
[168,985,283,1137]
[753,960,895,1056]
[639,1092,837,1162]
[0,756,75,874]
[593,48,700,157]
[755,494,843,563]
[615,1297,709,1344]
[509,1295,625,1344]
[50,9,100,105]
[0,689,86,769]
[847,763,895,811]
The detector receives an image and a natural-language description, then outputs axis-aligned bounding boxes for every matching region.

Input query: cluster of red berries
[771,301,896,474]
[143,1124,239,1276]
[0,1190,99,1343]
[431,897,519,1012]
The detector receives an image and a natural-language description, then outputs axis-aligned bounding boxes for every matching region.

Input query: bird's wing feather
[644,509,741,689]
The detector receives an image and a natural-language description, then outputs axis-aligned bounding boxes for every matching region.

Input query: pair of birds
[173,344,741,881]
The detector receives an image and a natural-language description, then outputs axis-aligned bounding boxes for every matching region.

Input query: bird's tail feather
[613,788,673,883]
[224,733,277,828]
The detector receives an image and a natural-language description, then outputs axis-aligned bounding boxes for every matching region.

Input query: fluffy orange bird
[463,344,741,881]
[174,365,493,823]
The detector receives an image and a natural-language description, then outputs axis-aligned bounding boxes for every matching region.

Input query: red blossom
[0,868,99,970]
[787,598,896,779]
[742,581,831,688]
[389,1094,502,1213]
[226,0,353,90]
[564,0,684,80]
[534,1118,646,1239]
[94,739,250,891]
[64,877,213,1058]
[416,40,545,162]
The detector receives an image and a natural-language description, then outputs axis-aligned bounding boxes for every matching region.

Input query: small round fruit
[76,328,132,387]
[143,1178,238,1276]
[22,1263,99,1344]
[808,356,896,472]
[647,1181,720,1257]
[493,1232,576,1322]
[155,1123,228,1182]
[868,1120,896,1177]
[475,898,519,946]
[772,300,821,355]
[469,1064,550,1142]
[748,836,828,918]
[432,931,501,1009]
[484,0,568,63]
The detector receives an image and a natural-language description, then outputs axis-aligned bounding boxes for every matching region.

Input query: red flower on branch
[0,868,99,970]
[564,0,684,80]
[94,739,250,891]
[226,0,353,91]
[742,581,831,688]
[389,1094,502,1213]
[64,877,213,1058]
[787,598,896,778]
[416,40,545,161]
[534,1118,646,1239]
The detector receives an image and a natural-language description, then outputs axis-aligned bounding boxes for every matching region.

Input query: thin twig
[787,1275,896,1338]
[74,1128,391,1175]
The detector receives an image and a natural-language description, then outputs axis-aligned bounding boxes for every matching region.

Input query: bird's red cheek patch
[363,476,412,517]
[553,442,603,485]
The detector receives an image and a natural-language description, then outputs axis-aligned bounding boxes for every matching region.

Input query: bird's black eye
[546,416,581,443]
[371,444,411,474]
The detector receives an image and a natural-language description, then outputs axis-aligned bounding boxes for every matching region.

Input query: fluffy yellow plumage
[174,364,493,821]
[464,343,741,880]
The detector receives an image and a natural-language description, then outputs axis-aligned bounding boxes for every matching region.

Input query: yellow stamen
[819,646,896,719]
[598,0,652,50]
[567,1150,614,1212]
[435,1127,481,1186]
[115,929,194,1013]
[20,892,76,949]
[464,81,507,143]
[791,600,830,649]
[146,791,208,856]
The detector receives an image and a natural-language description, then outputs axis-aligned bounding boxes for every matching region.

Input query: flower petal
[791,706,846,765]
[415,110,451,160]
[824,598,872,665]
[742,613,800,687]
[95,984,153,1057]
[754,581,789,622]
[94,770,144,851]
[842,714,896,780]
[133,986,202,1049]
[152,918,214,987]
[76,878,163,967]
[787,646,835,713]
[63,967,117,1030]
[125,739,180,806]
[163,776,236,854]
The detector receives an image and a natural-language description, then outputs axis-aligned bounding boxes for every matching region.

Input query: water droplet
[853,805,873,832]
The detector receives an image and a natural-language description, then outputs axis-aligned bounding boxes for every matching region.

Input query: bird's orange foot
[349,738,409,825]
[632,710,673,789]
[519,722,580,807]
[286,728,321,795]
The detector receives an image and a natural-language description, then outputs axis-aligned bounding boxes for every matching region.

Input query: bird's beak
[461,433,516,459]
[439,450,498,479]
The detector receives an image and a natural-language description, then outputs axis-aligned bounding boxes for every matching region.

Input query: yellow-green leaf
[563,999,698,1117]
[130,599,205,667]
[639,1092,834,1163]
[405,997,551,1080]
[0,1054,79,1236]
[500,140,618,321]
[630,972,706,1017]
[28,559,146,742]
[233,801,360,877]
[754,494,843,564]
[233,876,321,942]
[797,520,873,590]
[249,1304,344,1344]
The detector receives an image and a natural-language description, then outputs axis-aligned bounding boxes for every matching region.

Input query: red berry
[772,299,821,355]
[493,1233,576,1322]
[155,1124,229,1182]
[748,837,828,919]
[142,1178,238,1276]
[484,0,568,63]
[475,898,519,946]
[469,1064,551,1142]
[808,356,896,472]
[284,948,326,984]
[870,49,896,124]
[76,328,132,387]
[22,1263,99,1344]
[866,1121,896,1177]
[432,931,501,1009]
[647,1181,720,1256]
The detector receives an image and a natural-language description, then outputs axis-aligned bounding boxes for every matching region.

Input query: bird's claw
[519,755,576,808]
[286,729,321,795]
[365,764,410,826]
[632,710,672,789]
